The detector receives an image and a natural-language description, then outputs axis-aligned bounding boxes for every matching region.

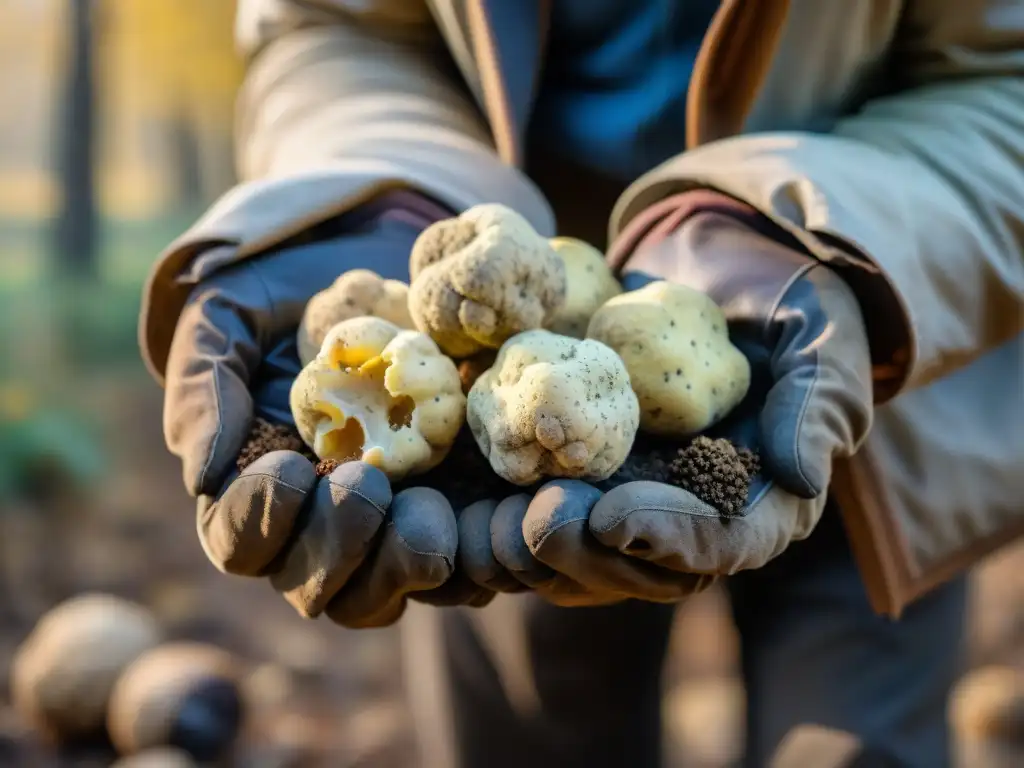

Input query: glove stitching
[388,521,453,566]
[325,480,389,517]
[776,263,826,497]
[791,356,821,495]
[590,504,720,536]
[232,472,310,494]
[197,361,226,494]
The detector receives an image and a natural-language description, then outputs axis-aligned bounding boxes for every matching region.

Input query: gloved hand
[162,194,473,628]
[436,194,875,604]
[440,485,716,607]
[591,195,875,577]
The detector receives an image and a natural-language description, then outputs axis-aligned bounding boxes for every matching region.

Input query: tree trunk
[170,109,204,208]
[52,0,98,280]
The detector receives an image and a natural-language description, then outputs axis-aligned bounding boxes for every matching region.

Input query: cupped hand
[430,206,876,604]
[162,215,476,627]
[592,207,874,577]
[416,482,714,608]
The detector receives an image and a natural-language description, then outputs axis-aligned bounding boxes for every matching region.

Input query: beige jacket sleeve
[611,1,1024,400]
[139,0,552,383]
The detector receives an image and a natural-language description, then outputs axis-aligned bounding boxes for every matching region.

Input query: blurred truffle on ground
[107,642,244,762]
[9,594,163,745]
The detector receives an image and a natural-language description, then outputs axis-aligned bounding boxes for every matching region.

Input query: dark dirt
[457,351,497,395]
[598,435,759,514]
[235,419,761,514]
[235,418,315,471]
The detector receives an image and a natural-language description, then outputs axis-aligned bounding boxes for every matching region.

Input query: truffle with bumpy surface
[667,436,753,516]
[546,237,622,338]
[586,280,751,436]
[408,204,567,357]
[297,269,414,365]
[467,329,639,485]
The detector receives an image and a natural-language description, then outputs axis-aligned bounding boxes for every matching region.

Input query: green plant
[0,383,105,503]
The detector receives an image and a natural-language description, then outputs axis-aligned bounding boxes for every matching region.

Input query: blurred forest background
[1,1,1022,766]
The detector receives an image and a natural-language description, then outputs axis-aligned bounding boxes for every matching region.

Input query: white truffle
[290,316,466,481]
[408,203,567,357]
[467,329,639,485]
[586,281,751,436]
[10,594,163,743]
[546,237,622,338]
[297,269,414,366]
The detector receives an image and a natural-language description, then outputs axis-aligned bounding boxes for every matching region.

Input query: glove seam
[792,358,821,496]
[774,262,829,498]
[233,471,311,495]
[197,360,227,495]
[388,521,453,564]
[326,480,389,517]
[590,506,720,537]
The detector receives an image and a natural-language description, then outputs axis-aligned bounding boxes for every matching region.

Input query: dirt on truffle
[235,419,760,514]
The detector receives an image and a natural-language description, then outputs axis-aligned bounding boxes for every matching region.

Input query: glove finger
[197,450,316,576]
[489,494,558,588]
[488,494,617,607]
[164,279,263,497]
[490,494,614,607]
[524,480,702,602]
[409,573,496,608]
[589,479,817,575]
[410,500,500,608]
[458,499,530,593]
[268,462,391,618]
[325,487,458,628]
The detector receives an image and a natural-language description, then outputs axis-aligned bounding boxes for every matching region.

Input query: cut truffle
[289,316,467,482]
[667,436,752,516]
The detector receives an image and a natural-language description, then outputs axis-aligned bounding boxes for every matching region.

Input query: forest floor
[1,372,1022,768]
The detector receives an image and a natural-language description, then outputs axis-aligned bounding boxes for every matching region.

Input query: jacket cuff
[608,190,910,403]
[289,188,453,241]
[140,189,452,386]
[607,190,808,273]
